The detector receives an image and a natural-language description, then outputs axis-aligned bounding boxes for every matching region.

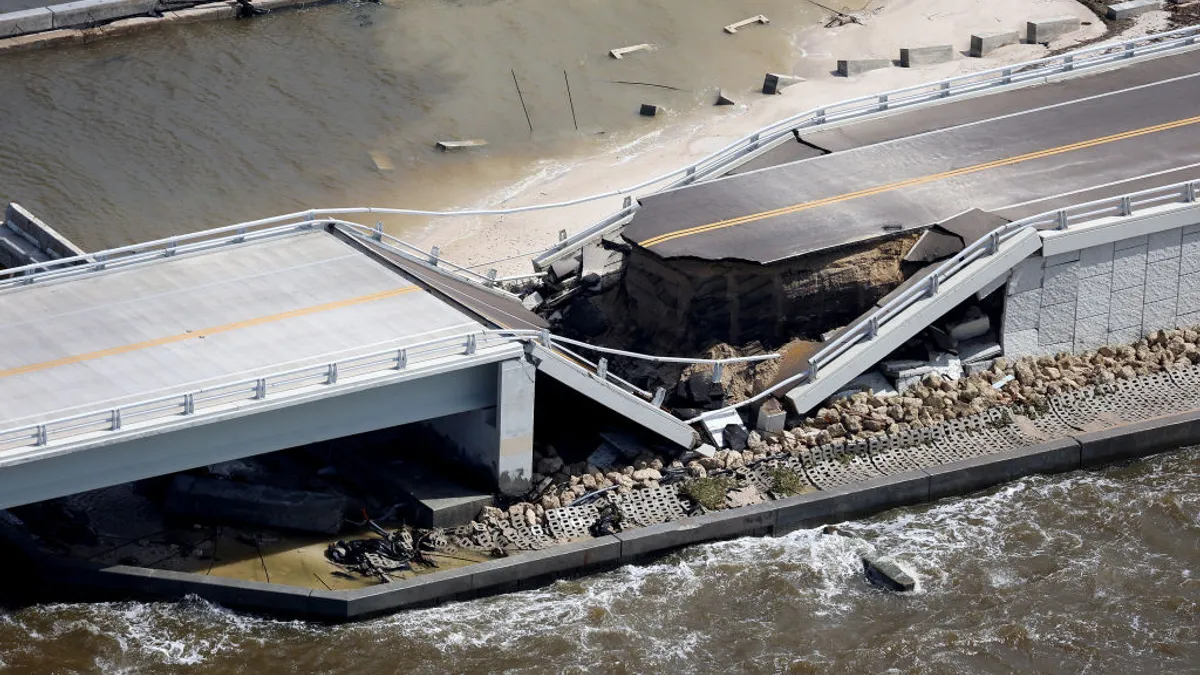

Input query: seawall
[23,405,1200,622]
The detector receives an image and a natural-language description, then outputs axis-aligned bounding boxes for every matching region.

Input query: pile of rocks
[474,328,1200,541]
[798,327,1200,443]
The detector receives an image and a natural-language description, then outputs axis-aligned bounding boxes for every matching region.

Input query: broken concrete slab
[520,291,543,312]
[862,554,915,591]
[586,442,623,470]
[700,408,743,447]
[958,335,1002,364]
[899,45,953,67]
[609,43,654,59]
[831,371,897,401]
[724,14,768,34]
[881,359,929,378]
[715,89,736,106]
[969,30,1019,57]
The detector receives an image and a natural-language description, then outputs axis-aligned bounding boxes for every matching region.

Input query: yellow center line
[0,286,421,380]
[639,114,1200,248]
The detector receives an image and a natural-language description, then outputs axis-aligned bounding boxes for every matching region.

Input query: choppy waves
[2,448,1196,674]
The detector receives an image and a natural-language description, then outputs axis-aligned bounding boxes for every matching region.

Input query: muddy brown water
[1,448,1197,672]
[0,0,827,254]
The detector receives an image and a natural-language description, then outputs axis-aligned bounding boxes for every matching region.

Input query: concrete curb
[19,407,1200,621]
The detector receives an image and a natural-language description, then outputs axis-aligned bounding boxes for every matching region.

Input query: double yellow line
[639,114,1200,248]
[0,286,421,381]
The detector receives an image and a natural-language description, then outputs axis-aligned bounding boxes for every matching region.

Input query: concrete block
[1147,227,1182,262]
[1114,234,1148,251]
[0,8,54,37]
[1074,318,1108,352]
[1007,256,1044,295]
[958,336,1001,364]
[1002,328,1039,359]
[899,45,953,67]
[1004,289,1041,331]
[925,438,1080,500]
[1044,249,1080,267]
[469,536,621,595]
[1038,300,1076,346]
[609,43,653,59]
[775,470,929,533]
[969,31,1019,57]
[1144,257,1181,303]
[1106,325,1143,346]
[1112,244,1147,291]
[1108,286,1145,330]
[1180,232,1200,275]
[1026,16,1080,44]
[614,502,777,561]
[1076,409,1200,467]
[639,103,658,117]
[1177,310,1200,330]
[837,58,891,77]
[755,398,786,434]
[1178,272,1200,315]
[1041,261,1079,306]
[345,565,477,619]
[1077,243,1114,278]
[762,72,804,94]
[1142,297,1177,333]
[715,89,736,106]
[1107,0,1161,20]
[1076,275,1112,319]
[48,0,158,28]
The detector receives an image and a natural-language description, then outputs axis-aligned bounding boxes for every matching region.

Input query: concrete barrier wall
[31,408,1200,621]
[5,202,86,259]
[1002,217,1200,359]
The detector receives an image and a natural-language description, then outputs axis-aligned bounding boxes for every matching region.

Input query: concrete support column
[426,358,534,496]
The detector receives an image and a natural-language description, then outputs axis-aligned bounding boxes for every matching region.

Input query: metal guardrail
[0,330,533,454]
[7,25,1192,287]
[688,178,1200,423]
[525,25,1200,269]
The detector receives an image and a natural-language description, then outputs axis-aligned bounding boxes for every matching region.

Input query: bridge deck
[629,48,1200,263]
[0,229,484,428]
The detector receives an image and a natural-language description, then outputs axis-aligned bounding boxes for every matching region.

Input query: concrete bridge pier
[427,359,535,496]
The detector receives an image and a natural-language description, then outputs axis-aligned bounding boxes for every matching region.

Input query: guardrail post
[1185,182,1197,203]
[465,334,477,355]
[540,329,553,348]
[927,274,940,297]
[36,424,47,446]
[326,363,338,384]
[712,362,724,383]
[623,196,633,209]
[1124,42,1135,58]
[596,357,608,380]
[111,409,121,431]
[1056,210,1069,230]
[865,316,879,340]
[651,387,666,407]
[815,108,827,124]
[486,269,498,287]
[184,394,195,415]
[810,360,819,380]
[395,348,408,370]
[234,226,246,243]
[877,94,888,112]
[748,132,761,150]
[165,239,177,257]
[93,253,106,271]
[374,221,384,241]
[1063,55,1074,72]
[1119,196,1133,216]
[987,231,1000,255]
[1002,68,1012,84]
[558,229,568,242]
[939,81,951,98]
[255,378,267,400]
[429,246,440,267]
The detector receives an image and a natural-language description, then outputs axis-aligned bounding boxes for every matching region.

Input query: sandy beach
[406,0,1111,274]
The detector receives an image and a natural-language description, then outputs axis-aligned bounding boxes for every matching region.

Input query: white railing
[0,330,537,454]
[687,178,1200,423]
[8,25,1193,287]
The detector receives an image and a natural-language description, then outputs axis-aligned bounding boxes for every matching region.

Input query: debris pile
[325,519,449,581]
